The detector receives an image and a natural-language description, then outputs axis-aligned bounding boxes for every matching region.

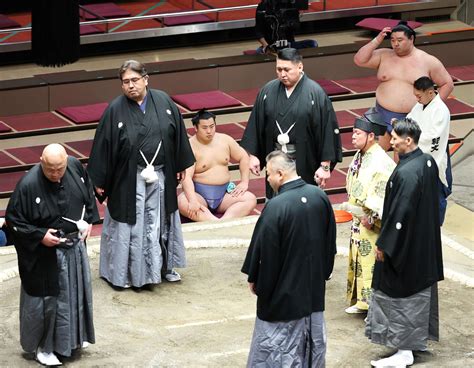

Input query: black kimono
[373,148,444,298]
[6,156,98,356]
[242,178,336,322]
[6,156,98,296]
[366,148,444,351]
[88,88,195,224]
[240,74,342,198]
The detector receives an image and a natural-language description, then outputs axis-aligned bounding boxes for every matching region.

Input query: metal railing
[0,0,414,36]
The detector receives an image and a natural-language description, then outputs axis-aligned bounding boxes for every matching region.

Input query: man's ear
[277,169,285,180]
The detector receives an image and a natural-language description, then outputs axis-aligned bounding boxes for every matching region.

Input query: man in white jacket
[407,76,451,224]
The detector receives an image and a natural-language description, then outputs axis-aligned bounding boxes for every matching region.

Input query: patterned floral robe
[345,143,395,310]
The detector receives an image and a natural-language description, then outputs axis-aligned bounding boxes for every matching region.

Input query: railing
[0,0,426,36]
[0,5,259,36]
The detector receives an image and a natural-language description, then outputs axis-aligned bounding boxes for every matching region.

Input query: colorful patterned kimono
[345,143,395,310]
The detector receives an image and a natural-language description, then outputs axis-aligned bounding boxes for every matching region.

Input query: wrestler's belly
[193,165,231,186]
[376,80,417,113]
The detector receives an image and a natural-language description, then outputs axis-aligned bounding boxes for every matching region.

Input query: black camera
[53,229,65,239]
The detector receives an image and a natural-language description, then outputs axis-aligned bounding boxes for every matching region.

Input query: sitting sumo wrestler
[178,110,257,221]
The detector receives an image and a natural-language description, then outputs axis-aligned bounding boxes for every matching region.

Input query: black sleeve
[5,177,47,253]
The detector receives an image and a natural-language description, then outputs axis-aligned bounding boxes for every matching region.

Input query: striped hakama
[20,238,95,356]
[247,312,327,368]
[366,285,439,351]
[100,168,186,288]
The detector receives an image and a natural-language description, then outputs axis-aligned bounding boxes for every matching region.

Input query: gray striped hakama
[20,238,95,357]
[247,312,326,368]
[100,168,186,288]
[365,285,439,351]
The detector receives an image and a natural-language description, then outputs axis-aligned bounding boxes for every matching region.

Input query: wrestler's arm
[354,27,390,69]
[428,56,454,101]
[181,164,204,215]
[229,136,250,196]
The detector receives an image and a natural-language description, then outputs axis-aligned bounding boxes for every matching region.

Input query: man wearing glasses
[88,60,195,290]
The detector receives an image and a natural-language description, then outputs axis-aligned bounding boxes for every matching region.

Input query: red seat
[0,14,21,29]
[81,3,131,20]
[171,90,242,111]
[316,79,351,96]
[56,102,108,124]
[356,18,423,32]
[161,14,213,26]
[0,112,72,132]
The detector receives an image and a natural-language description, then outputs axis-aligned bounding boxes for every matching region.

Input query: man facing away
[354,21,453,151]
[88,60,195,289]
[342,109,395,315]
[407,76,452,225]
[6,144,98,366]
[366,118,444,367]
[178,110,256,221]
[241,47,342,198]
[242,150,336,367]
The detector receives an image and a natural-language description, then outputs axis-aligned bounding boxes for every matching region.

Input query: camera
[53,229,65,238]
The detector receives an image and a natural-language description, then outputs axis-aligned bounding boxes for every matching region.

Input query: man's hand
[361,216,374,230]
[248,282,256,295]
[249,155,261,176]
[177,170,186,183]
[231,182,248,197]
[374,26,391,44]
[314,167,331,189]
[42,228,61,247]
[375,246,385,262]
[187,199,205,219]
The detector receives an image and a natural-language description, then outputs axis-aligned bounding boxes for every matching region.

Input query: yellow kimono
[345,143,395,310]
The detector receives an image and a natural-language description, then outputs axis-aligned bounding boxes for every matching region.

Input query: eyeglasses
[121,76,145,86]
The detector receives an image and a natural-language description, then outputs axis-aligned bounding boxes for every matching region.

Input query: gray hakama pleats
[100,168,186,288]
[365,285,439,351]
[19,288,56,354]
[247,312,326,368]
[19,238,95,357]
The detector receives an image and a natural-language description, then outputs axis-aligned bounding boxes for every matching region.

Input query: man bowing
[242,150,336,367]
[6,144,98,365]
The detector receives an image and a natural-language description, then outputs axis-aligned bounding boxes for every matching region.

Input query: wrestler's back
[192,133,231,185]
[376,48,432,113]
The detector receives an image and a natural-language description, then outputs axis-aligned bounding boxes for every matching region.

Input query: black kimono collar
[278,177,306,195]
[398,147,422,162]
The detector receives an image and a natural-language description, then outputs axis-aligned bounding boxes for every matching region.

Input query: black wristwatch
[320,164,330,172]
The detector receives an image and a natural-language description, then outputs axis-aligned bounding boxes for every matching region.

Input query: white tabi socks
[36,348,62,366]
[371,349,414,367]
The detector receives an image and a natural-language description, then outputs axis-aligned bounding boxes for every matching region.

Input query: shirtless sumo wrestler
[178,110,257,222]
[354,21,453,150]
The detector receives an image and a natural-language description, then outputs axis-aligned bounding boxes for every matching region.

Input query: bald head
[40,144,68,182]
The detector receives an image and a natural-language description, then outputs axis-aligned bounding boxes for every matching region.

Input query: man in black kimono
[366,118,444,367]
[242,150,336,367]
[255,0,317,54]
[88,60,195,289]
[6,144,98,366]
[240,48,342,198]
